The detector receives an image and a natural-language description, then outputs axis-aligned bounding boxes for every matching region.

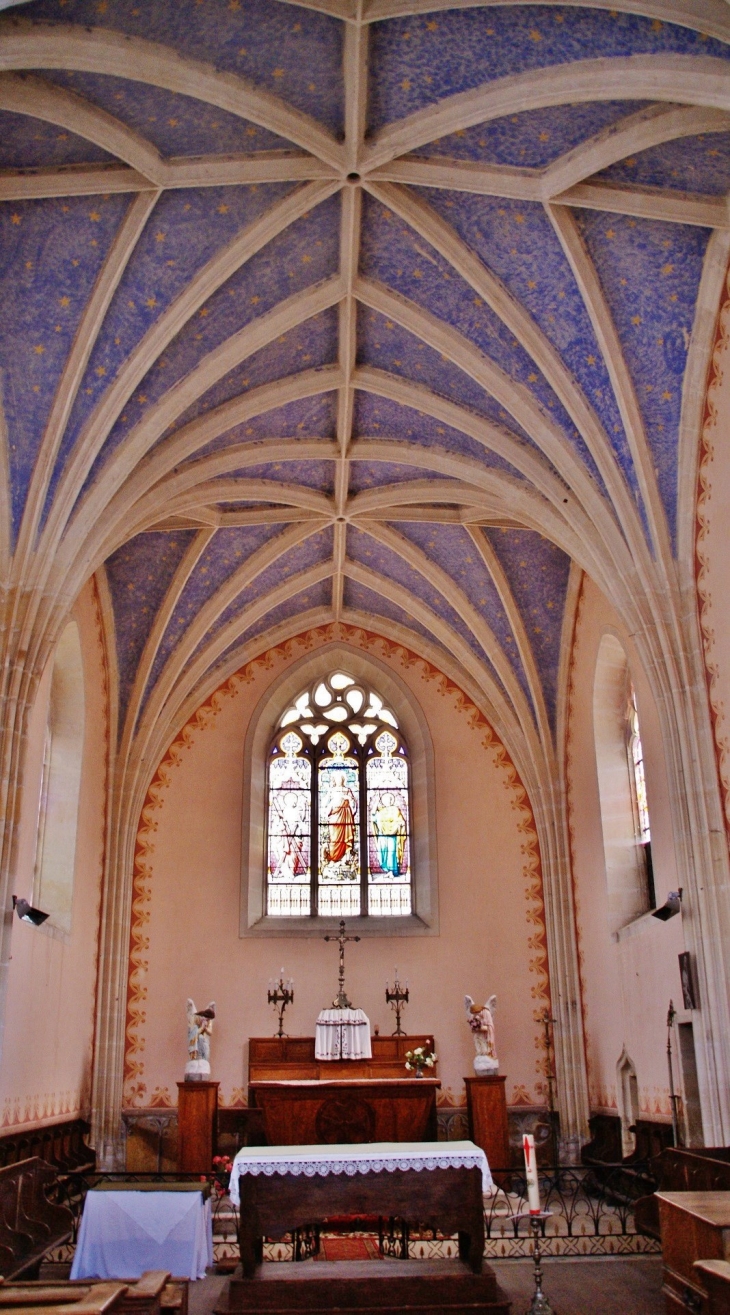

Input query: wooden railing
[0,1159,74,1278]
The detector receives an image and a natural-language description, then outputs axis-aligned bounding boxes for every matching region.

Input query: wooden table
[229,1143,488,1279]
[248,1078,439,1145]
[657,1191,730,1312]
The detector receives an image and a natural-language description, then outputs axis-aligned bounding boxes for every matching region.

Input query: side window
[33,621,85,933]
[593,635,654,933]
[626,684,655,910]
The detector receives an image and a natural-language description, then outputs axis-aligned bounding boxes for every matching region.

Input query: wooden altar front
[247,1036,439,1145]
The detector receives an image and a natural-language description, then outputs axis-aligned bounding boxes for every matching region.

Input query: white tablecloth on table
[70,1191,213,1281]
[229,1139,492,1205]
[315,1008,372,1060]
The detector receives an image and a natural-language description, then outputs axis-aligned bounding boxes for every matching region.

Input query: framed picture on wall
[679,952,698,1011]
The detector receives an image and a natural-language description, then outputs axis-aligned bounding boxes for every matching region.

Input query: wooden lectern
[177,1080,219,1173]
[465,1075,509,1177]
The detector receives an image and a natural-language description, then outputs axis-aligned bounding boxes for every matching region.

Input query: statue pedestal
[465,1075,509,1181]
[177,1080,219,1173]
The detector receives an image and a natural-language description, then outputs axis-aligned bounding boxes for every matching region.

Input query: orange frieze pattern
[696,261,730,852]
[123,623,551,1108]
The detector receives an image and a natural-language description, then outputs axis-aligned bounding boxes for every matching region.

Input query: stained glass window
[265,671,413,918]
[267,731,312,916]
[628,686,650,843]
[367,731,411,916]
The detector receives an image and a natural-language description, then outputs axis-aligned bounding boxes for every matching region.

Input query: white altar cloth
[315,1007,372,1060]
[229,1139,492,1205]
[70,1190,213,1281]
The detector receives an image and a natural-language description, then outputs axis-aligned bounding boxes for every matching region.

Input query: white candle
[523,1134,541,1215]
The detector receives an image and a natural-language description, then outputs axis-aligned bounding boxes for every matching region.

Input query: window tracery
[266,671,412,918]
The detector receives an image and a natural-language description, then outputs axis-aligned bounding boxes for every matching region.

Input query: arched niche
[592,632,651,936]
[241,642,438,938]
[616,1046,639,1157]
[34,620,86,934]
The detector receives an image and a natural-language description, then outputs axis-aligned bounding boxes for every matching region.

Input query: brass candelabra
[385,969,409,1035]
[268,970,294,1039]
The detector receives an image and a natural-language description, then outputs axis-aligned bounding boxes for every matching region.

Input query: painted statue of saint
[186,998,215,1069]
[372,793,407,876]
[464,994,498,1075]
[323,772,357,864]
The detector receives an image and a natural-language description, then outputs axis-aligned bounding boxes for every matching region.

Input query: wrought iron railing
[51,1163,660,1264]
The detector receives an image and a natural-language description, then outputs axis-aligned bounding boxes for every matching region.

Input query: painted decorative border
[562,573,603,1110]
[696,261,730,851]
[563,577,675,1122]
[123,622,551,1108]
[1,580,110,1133]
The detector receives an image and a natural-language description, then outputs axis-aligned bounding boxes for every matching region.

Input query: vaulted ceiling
[1,0,729,778]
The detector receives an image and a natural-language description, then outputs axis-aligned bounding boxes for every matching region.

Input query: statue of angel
[464,993,498,1075]
[186,998,216,1078]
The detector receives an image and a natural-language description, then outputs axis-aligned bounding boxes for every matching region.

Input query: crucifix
[323,919,361,1009]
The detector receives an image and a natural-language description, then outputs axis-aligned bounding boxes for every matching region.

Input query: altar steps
[218,1258,511,1312]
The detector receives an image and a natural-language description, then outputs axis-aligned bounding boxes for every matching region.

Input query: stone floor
[491,1256,665,1313]
[194,1256,665,1314]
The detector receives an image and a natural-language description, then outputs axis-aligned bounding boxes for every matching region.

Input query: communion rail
[48,1164,660,1266]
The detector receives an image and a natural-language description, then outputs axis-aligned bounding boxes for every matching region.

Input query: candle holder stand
[385,971,409,1035]
[511,1212,556,1315]
[268,975,294,1039]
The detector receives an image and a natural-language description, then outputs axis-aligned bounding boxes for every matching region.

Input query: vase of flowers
[404,1045,437,1078]
[212,1154,233,1197]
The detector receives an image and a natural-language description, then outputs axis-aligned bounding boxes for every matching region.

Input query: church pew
[0,1161,74,1279]
[0,1274,187,1315]
[634,1148,730,1240]
[695,1260,730,1313]
[5,1285,129,1315]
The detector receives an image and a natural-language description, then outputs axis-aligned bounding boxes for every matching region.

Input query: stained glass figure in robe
[267,731,311,916]
[318,731,361,917]
[367,731,411,916]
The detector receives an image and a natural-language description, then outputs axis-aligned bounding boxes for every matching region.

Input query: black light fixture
[12,896,49,926]
[652,888,683,922]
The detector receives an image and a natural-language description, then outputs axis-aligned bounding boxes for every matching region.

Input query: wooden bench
[0,1285,128,1315]
[695,1260,730,1313]
[0,1161,73,1279]
[635,1148,730,1240]
[0,1274,187,1315]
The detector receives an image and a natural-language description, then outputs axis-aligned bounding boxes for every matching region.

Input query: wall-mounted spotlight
[652,888,683,922]
[12,896,49,926]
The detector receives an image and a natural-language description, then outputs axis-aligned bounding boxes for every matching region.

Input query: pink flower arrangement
[212,1154,233,1196]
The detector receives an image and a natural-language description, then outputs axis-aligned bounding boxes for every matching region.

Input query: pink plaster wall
[697,267,730,850]
[566,575,683,1121]
[123,629,550,1114]
[0,581,108,1130]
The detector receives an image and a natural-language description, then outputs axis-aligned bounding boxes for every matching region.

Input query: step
[218,1259,511,1312]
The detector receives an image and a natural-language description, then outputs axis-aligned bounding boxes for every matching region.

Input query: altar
[247,1034,439,1144]
[228,1141,491,1279]
[246,924,440,1146]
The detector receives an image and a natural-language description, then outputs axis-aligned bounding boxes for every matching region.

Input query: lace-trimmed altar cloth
[315,1007,372,1060]
[228,1140,492,1205]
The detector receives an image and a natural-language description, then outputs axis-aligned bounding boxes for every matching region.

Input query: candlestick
[523,1134,541,1214]
[385,967,410,1036]
[511,1213,555,1315]
[267,971,294,1039]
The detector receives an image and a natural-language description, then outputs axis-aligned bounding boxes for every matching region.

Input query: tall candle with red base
[523,1133,541,1214]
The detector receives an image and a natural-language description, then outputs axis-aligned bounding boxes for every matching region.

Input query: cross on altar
[323,919,361,1009]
